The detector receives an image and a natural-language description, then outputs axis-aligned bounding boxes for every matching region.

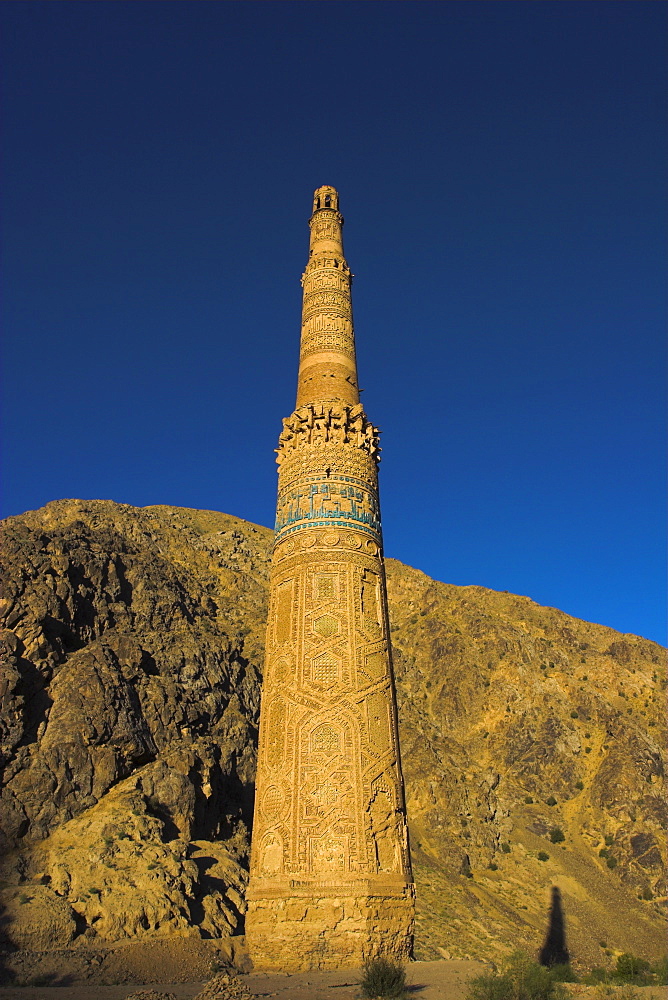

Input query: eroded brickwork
[245,186,414,970]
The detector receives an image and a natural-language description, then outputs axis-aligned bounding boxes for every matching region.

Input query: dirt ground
[0,953,665,1000]
[0,958,485,1000]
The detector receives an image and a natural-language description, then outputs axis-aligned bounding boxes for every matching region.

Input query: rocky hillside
[0,500,665,969]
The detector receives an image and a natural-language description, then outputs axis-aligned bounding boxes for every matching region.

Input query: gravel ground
[0,959,486,1000]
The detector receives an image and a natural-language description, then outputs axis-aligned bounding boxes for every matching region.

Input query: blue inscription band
[274,473,381,543]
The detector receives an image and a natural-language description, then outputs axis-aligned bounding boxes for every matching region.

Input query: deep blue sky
[1,2,665,643]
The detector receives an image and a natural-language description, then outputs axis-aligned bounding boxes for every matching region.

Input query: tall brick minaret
[245,186,414,970]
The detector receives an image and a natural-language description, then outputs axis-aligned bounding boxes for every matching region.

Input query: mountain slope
[0,500,665,966]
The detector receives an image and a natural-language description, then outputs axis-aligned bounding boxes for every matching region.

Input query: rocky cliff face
[387,563,665,964]
[0,500,665,967]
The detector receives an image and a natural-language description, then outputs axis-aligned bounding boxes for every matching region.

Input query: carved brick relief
[301,312,353,337]
[260,830,284,874]
[304,270,351,293]
[276,404,380,465]
[262,784,286,820]
[274,479,381,544]
[277,449,379,494]
[312,612,339,637]
[274,579,294,643]
[309,215,344,243]
[310,651,341,686]
[265,698,286,763]
[311,722,343,755]
[300,334,356,360]
[302,289,351,316]
[246,188,414,971]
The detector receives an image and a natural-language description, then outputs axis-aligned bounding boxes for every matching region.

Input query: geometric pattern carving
[367,691,391,753]
[246,185,415,971]
[310,832,347,872]
[266,699,286,761]
[364,650,385,679]
[275,580,293,643]
[311,723,342,755]
[315,575,337,600]
[272,656,290,684]
[312,613,339,638]
[262,785,285,819]
[311,651,341,685]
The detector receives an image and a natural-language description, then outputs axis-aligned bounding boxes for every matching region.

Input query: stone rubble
[192,972,252,1000]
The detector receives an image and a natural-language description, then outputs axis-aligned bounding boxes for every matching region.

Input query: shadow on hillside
[539,886,569,967]
[0,899,13,984]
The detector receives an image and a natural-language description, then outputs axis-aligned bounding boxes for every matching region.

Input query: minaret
[245,186,415,971]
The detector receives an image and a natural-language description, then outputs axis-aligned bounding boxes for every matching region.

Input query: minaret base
[245,886,415,971]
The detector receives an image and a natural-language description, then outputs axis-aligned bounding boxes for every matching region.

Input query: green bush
[468,973,514,1000]
[549,964,578,983]
[501,842,511,853]
[615,987,643,1000]
[574,781,584,790]
[582,967,609,985]
[606,856,617,869]
[524,796,534,804]
[467,951,567,1000]
[614,954,650,984]
[546,796,557,806]
[549,827,565,844]
[360,957,407,999]
[652,956,668,985]
[537,851,549,861]
[469,974,514,1000]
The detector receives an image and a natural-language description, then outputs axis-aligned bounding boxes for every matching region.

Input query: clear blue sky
[1,1,665,644]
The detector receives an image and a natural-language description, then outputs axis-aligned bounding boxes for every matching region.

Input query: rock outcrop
[0,500,665,968]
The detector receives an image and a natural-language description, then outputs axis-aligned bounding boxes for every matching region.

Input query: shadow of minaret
[539,886,570,967]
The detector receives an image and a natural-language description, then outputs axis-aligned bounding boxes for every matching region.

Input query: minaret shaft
[297,189,359,408]
[246,186,414,971]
